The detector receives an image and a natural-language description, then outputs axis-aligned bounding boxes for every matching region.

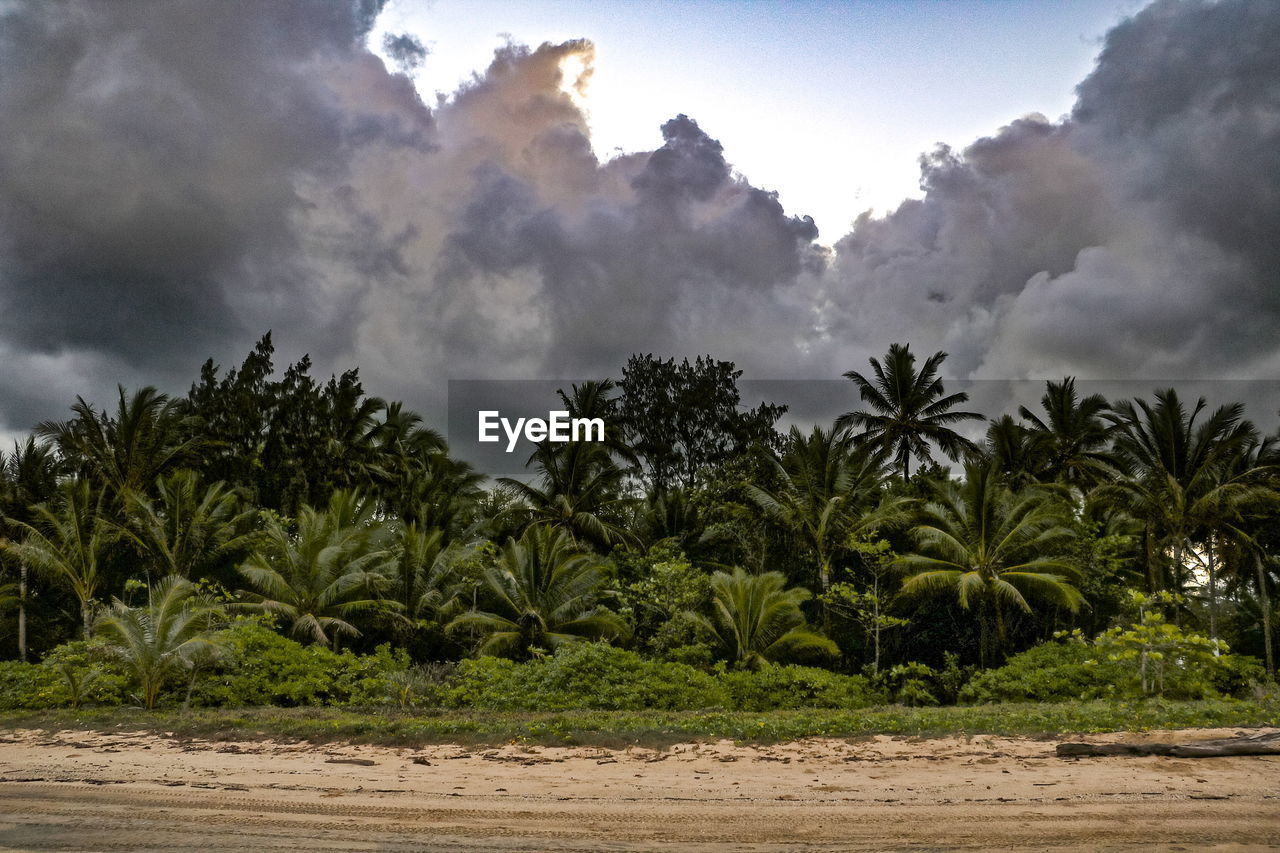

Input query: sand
[0,726,1278,850]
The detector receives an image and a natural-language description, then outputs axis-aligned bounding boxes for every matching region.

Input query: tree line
[1,334,1277,697]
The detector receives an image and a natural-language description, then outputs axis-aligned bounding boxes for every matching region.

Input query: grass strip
[1,699,1277,749]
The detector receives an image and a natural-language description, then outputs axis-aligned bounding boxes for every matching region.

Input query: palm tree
[1103,390,1271,596]
[37,386,203,498]
[745,426,906,597]
[898,462,1083,666]
[693,567,837,669]
[121,470,257,581]
[237,490,397,646]
[448,525,625,658]
[983,415,1048,488]
[499,440,635,551]
[837,343,982,480]
[94,575,223,709]
[1,480,116,636]
[1018,378,1115,487]
[392,522,477,623]
[0,438,61,659]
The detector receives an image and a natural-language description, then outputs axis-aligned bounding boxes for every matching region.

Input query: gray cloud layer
[0,0,1277,435]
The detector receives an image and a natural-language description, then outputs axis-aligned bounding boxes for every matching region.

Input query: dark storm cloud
[0,0,431,430]
[383,32,429,73]
[1,0,1279,437]
[819,0,1280,387]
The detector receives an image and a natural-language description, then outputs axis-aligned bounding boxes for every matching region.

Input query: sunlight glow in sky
[372,0,1143,239]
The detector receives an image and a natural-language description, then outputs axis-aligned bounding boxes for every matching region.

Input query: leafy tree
[37,386,203,499]
[1103,389,1272,598]
[837,343,982,480]
[620,354,785,492]
[448,525,625,658]
[983,415,1047,489]
[693,567,837,669]
[121,470,257,581]
[0,438,61,659]
[499,440,635,551]
[820,538,909,675]
[94,575,223,709]
[2,480,116,636]
[898,462,1083,666]
[616,544,710,656]
[1018,377,1115,487]
[745,426,904,599]
[237,491,397,646]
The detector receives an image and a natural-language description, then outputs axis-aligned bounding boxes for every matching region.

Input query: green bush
[719,664,877,711]
[960,633,1265,704]
[960,641,1122,703]
[443,643,728,711]
[187,620,409,707]
[0,641,131,710]
[0,660,62,710]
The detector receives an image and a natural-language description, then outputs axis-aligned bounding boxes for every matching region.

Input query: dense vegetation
[1,335,1277,717]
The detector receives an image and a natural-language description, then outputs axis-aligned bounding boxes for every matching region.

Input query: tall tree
[2,480,117,636]
[1018,377,1115,487]
[837,343,982,480]
[621,354,785,492]
[37,386,203,499]
[0,438,61,659]
[1103,390,1270,596]
[898,462,1083,666]
[499,440,636,551]
[121,470,257,581]
[745,426,905,597]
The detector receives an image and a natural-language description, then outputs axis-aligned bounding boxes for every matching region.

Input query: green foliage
[873,662,940,706]
[718,665,876,711]
[0,659,63,710]
[620,353,785,492]
[694,567,837,669]
[94,575,224,708]
[1092,593,1263,698]
[385,663,454,709]
[443,643,728,711]
[960,605,1266,704]
[0,640,128,710]
[188,619,408,707]
[616,544,710,655]
[959,640,1124,703]
[448,525,626,658]
[237,490,397,646]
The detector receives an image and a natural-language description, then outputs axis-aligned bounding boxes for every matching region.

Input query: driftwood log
[1056,731,1280,758]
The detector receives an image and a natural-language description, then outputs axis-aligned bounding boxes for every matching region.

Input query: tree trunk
[17,563,27,662]
[871,577,882,677]
[1257,551,1275,678]
[1206,535,1218,643]
[81,600,92,638]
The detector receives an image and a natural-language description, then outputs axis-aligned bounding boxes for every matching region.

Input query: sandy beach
[0,727,1277,850]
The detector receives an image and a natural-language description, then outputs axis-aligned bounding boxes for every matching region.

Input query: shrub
[875,662,940,707]
[960,641,1121,703]
[443,643,728,711]
[960,631,1265,704]
[0,660,62,710]
[719,665,877,711]
[186,619,408,707]
[0,641,131,710]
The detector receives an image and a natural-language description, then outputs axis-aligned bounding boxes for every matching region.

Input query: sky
[0,0,1278,446]
[373,0,1142,233]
